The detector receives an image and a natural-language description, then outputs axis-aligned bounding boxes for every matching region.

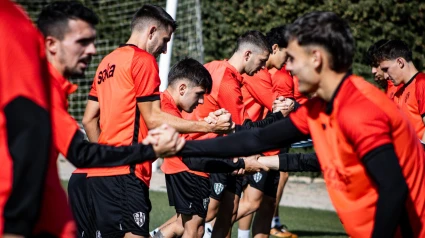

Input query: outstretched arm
[179,117,308,158]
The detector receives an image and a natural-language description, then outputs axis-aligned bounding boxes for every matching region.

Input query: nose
[87,42,96,55]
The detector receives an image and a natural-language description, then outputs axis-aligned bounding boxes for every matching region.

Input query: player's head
[365,39,389,88]
[266,25,289,70]
[168,58,212,113]
[131,4,177,58]
[285,11,354,94]
[37,1,98,78]
[375,40,413,86]
[234,30,271,76]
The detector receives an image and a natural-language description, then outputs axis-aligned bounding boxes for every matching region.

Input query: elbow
[81,116,91,131]
[144,112,162,129]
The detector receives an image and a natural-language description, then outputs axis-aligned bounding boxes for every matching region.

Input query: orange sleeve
[415,76,425,118]
[217,73,245,124]
[52,102,81,157]
[1,23,49,110]
[132,52,161,102]
[288,103,310,135]
[88,79,98,101]
[338,99,392,159]
[243,73,275,112]
[272,69,294,98]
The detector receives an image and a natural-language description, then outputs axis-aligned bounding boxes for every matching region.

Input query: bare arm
[82,99,101,142]
[137,100,232,134]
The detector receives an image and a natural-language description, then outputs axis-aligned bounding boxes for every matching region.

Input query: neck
[402,62,419,84]
[316,70,348,102]
[126,32,147,51]
[166,88,183,112]
[265,58,274,70]
[47,54,68,79]
[227,53,245,74]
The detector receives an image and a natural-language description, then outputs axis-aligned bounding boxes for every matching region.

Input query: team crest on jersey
[253,172,262,183]
[96,230,102,238]
[214,183,224,195]
[203,198,210,210]
[133,212,146,227]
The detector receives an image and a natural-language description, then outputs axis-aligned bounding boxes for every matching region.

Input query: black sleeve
[236,111,284,131]
[179,117,308,158]
[66,130,157,168]
[293,101,301,111]
[278,153,320,172]
[3,97,52,236]
[182,157,245,173]
[363,144,409,238]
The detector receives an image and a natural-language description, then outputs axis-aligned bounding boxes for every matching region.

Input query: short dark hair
[37,1,98,40]
[266,25,288,48]
[234,30,272,54]
[374,39,413,63]
[365,39,389,67]
[168,58,212,94]
[285,11,355,73]
[131,4,178,32]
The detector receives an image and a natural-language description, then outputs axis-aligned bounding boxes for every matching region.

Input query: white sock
[271,216,282,228]
[238,229,250,238]
[203,222,213,238]
[149,227,159,237]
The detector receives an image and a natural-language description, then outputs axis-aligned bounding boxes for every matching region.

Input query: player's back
[84,45,160,185]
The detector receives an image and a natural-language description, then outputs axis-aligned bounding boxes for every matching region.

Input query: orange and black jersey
[242,68,277,121]
[184,60,247,140]
[76,44,161,186]
[269,67,295,99]
[180,74,425,238]
[392,72,425,140]
[0,2,52,236]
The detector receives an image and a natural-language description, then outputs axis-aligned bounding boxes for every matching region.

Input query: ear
[244,50,252,62]
[311,49,322,69]
[396,57,405,69]
[45,36,59,55]
[272,44,279,54]
[178,83,187,96]
[148,26,157,40]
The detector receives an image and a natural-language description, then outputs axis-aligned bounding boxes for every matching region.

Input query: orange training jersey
[80,44,160,186]
[269,67,295,99]
[392,72,425,140]
[159,91,208,177]
[386,79,398,99]
[289,75,425,237]
[183,60,247,140]
[292,76,309,104]
[242,68,277,121]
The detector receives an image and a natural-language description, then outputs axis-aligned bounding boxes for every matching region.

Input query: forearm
[157,110,211,133]
[277,153,320,171]
[363,144,408,238]
[3,97,51,236]
[83,119,100,142]
[182,157,245,173]
[179,117,307,158]
[66,130,157,168]
[236,111,284,131]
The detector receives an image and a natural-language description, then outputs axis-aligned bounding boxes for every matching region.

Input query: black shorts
[68,173,96,238]
[247,170,280,198]
[165,172,210,218]
[87,174,152,238]
[209,173,243,200]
